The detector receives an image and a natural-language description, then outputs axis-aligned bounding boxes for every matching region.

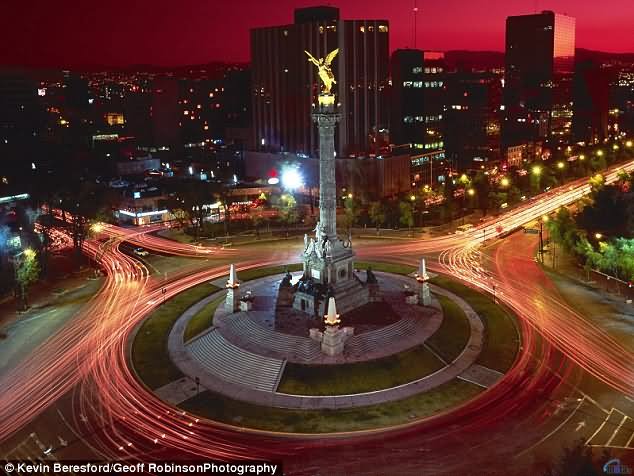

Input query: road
[2,159,634,474]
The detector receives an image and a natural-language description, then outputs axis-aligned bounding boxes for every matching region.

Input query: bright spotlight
[281,168,303,190]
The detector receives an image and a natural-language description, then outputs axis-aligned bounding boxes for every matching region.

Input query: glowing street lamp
[500,177,510,187]
[626,140,632,148]
[579,154,585,161]
[557,161,565,169]
[596,149,604,157]
[467,188,475,197]
[410,194,416,201]
[281,167,303,191]
[595,233,603,240]
[532,165,542,176]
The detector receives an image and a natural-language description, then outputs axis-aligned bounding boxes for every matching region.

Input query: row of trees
[546,171,634,281]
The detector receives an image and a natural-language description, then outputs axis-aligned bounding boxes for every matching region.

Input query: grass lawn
[132,264,303,390]
[277,345,444,395]
[179,378,483,433]
[183,294,225,342]
[238,263,302,282]
[155,228,196,244]
[132,282,221,390]
[430,275,519,372]
[426,294,471,363]
[355,261,416,275]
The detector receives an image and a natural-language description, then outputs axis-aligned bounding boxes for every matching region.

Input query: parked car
[133,247,149,257]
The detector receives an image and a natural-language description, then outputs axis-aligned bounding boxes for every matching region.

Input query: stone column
[312,99,341,242]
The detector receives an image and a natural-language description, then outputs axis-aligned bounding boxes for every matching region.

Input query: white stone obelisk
[417,258,431,306]
[320,297,353,356]
[225,264,240,313]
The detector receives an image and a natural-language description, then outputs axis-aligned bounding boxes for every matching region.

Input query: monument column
[313,105,340,241]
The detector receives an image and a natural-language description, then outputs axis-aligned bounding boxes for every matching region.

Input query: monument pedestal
[225,264,240,313]
[309,297,354,356]
[225,287,240,313]
[419,282,431,306]
[292,94,371,317]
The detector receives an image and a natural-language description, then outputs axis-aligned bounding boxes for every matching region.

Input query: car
[455,224,475,234]
[133,247,149,257]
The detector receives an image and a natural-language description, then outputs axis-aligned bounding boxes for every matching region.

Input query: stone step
[187,329,285,392]
[222,314,322,360]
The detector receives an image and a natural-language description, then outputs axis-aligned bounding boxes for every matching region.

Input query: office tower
[573,61,613,144]
[150,78,181,149]
[503,10,575,146]
[251,6,389,157]
[445,71,503,170]
[390,49,447,185]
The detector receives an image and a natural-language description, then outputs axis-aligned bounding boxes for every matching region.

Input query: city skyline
[2,0,633,69]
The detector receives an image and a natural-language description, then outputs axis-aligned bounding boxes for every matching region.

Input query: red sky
[2,0,633,68]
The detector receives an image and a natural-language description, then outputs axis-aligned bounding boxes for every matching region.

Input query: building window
[378,25,388,33]
[412,66,423,74]
[403,81,413,87]
[403,116,414,123]
[359,25,365,33]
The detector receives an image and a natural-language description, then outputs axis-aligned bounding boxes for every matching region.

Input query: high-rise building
[573,61,613,144]
[503,11,575,146]
[390,49,447,185]
[251,6,389,157]
[445,71,503,170]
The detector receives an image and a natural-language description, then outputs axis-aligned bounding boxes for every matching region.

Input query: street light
[467,188,475,197]
[626,140,633,148]
[500,177,510,187]
[557,161,565,169]
[281,167,303,191]
[579,154,585,161]
[538,215,548,263]
[595,233,603,240]
[532,165,542,176]
[410,194,416,202]
[596,149,604,157]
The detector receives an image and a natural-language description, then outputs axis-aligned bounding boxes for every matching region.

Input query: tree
[542,439,606,476]
[368,201,386,234]
[343,196,361,232]
[15,250,40,311]
[166,180,216,240]
[472,172,490,215]
[277,194,298,237]
[399,201,415,235]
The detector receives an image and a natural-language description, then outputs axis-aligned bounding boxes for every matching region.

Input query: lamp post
[539,215,549,264]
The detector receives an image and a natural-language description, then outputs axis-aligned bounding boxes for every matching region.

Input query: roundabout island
[130,85,520,435]
[130,261,520,434]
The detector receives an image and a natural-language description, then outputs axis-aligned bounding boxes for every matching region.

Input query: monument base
[310,325,354,356]
[225,287,240,313]
[419,282,431,306]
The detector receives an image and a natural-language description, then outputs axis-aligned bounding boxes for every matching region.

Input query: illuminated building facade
[504,11,575,146]
[251,6,389,157]
[390,49,447,185]
[445,71,503,170]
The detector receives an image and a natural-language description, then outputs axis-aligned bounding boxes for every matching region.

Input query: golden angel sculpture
[305,48,339,95]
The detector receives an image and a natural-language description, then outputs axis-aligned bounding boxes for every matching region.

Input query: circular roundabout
[130,262,521,434]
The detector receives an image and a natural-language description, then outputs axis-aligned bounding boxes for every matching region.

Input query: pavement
[157,271,496,410]
[0,277,103,377]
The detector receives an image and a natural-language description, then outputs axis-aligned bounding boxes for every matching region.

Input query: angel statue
[304,49,339,95]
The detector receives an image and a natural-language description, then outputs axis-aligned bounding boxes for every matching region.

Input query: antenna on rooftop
[412,0,419,49]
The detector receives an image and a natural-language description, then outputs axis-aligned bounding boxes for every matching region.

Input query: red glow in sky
[2,0,633,68]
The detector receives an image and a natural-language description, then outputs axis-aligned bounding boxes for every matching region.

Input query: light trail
[1,159,633,473]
